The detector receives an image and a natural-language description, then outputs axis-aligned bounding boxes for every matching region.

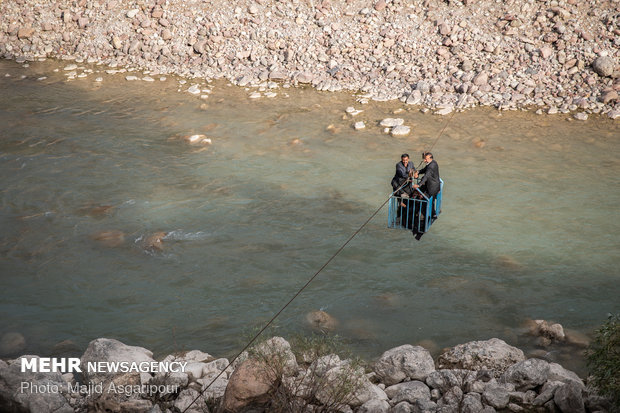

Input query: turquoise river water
[0,59,618,375]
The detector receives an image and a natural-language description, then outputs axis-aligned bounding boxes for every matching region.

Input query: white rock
[249,92,261,99]
[63,64,77,71]
[125,75,138,81]
[380,118,404,127]
[346,107,363,116]
[186,135,212,145]
[391,125,411,137]
[81,338,154,384]
[354,121,366,130]
[435,106,454,115]
[187,85,200,95]
[573,112,588,121]
[127,9,139,18]
[264,92,277,98]
[142,76,155,82]
[437,338,525,373]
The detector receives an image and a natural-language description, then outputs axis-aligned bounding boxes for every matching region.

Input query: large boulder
[437,338,525,373]
[426,369,476,393]
[592,56,615,77]
[500,358,549,391]
[252,336,298,376]
[373,345,435,385]
[358,398,390,413]
[547,363,585,390]
[384,380,431,404]
[482,382,511,409]
[81,338,155,384]
[315,363,387,408]
[554,381,585,413]
[462,392,484,413]
[221,358,276,412]
[0,356,73,413]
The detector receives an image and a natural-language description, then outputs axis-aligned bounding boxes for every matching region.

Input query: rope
[181,179,410,412]
[415,105,457,171]
[182,104,458,412]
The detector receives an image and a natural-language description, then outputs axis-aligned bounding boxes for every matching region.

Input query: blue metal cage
[387,179,443,233]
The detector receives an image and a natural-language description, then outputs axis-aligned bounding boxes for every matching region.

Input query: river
[0,59,618,375]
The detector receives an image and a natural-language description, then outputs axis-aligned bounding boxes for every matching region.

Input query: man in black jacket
[414,152,440,198]
[390,153,415,196]
[412,152,440,233]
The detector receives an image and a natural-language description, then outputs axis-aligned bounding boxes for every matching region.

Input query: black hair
[401,153,409,159]
[423,152,433,159]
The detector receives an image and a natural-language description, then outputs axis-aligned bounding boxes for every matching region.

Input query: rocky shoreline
[0,333,613,413]
[1,0,618,118]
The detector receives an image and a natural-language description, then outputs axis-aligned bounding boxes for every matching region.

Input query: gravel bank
[0,0,618,117]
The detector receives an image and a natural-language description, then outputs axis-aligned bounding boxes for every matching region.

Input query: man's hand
[413,171,419,179]
[413,184,419,189]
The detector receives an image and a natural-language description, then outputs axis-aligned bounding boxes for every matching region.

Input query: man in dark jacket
[390,153,414,196]
[414,152,440,197]
[413,152,441,230]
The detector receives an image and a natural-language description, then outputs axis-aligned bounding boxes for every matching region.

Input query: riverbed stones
[1,0,616,115]
[374,345,435,385]
[2,334,607,412]
[354,121,365,130]
[437,338,525,373]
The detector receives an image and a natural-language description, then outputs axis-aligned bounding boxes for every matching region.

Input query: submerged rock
[142,231,167,251]
[91,230,125,247]
[0,332,26,356]
[306,310,338,332]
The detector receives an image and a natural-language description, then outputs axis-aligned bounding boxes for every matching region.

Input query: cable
[183,103,458,411]
[181,180,409,412]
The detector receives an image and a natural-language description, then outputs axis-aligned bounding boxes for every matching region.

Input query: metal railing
[388,179,443,233]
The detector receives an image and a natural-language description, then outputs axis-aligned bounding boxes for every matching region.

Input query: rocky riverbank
[0,332,613,413]
[0,0,618,117]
